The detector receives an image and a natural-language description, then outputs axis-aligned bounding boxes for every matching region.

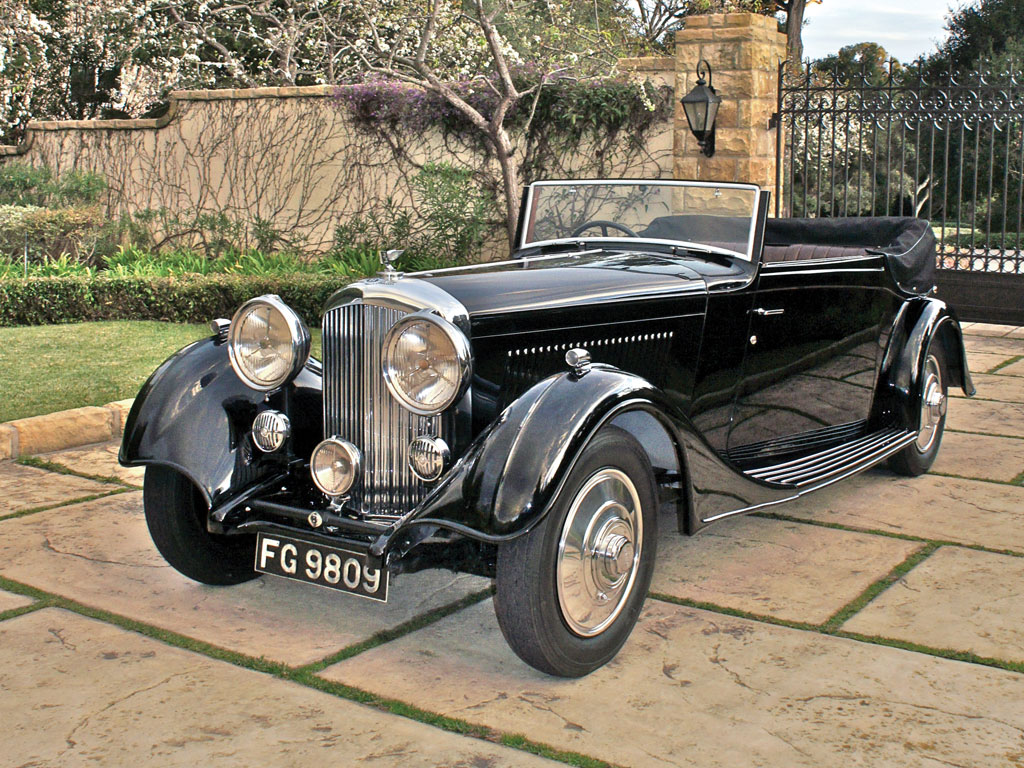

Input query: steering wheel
[570,220,639,238]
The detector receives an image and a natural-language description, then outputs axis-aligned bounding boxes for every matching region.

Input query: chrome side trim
[702,428,917,524]
[727,420,866,463]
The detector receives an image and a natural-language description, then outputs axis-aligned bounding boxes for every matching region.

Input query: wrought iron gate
[775,60,1024,324]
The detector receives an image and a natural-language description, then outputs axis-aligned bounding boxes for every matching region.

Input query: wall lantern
[680,60,721,157]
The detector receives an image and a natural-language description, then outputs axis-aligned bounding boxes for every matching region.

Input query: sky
[801,0,954,63]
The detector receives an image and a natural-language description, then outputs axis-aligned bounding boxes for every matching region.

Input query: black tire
[494,427,657,677]
[889,345,948,477]
[143,465,259,585]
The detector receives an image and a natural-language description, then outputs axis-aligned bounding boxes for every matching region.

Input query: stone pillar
[674,13,786,190]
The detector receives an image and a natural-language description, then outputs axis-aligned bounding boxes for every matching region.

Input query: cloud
[802,0,948,62]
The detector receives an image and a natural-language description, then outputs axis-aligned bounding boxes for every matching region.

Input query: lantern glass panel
[684,100,708,133]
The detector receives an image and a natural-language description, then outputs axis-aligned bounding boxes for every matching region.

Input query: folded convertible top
[764,217,936,294]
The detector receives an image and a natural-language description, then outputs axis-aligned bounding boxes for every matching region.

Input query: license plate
[254,533,388,602]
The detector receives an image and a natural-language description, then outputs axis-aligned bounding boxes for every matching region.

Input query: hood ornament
[378,249,405,282]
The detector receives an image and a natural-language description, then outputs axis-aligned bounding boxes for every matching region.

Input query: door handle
[753,307,785,316]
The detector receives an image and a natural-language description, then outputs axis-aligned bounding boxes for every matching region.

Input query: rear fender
[118,336,323,508]
[879,298,974,432]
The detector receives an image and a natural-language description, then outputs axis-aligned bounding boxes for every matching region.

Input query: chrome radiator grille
[323,304,441,519]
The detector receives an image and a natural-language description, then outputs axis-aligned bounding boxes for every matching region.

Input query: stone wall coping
[0,399,134,460]
[684,11,776,30]
[0,82,344,148]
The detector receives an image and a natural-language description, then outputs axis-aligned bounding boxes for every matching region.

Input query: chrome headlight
[227,295,310,391]
[382,311,471,415]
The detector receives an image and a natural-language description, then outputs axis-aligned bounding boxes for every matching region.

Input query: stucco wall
[1,81,674,255]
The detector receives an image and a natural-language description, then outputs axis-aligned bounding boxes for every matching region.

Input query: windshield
[521,180,760,260]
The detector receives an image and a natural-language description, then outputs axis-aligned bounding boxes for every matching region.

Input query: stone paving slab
[0,587,33,612]
[0,461,114,517]
[843,546,1024,664]
[1,608,554,768]
[963,335,1024,356]
[652,516,920,624]
[952,372,1024,402]
[962,322,1023,337]
[965,350,1018,374]
[1000,358,1024,377]
[930,430,1024,482]
[0,493,489,666]
[37,441,144,485]
[782,471,1024,552]
[321,598,1024,768]
[946,398,1024,438]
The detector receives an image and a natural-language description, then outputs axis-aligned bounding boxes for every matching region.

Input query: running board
[743,427,917,487]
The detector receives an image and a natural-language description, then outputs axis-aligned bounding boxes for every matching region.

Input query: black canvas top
[764,217,936,294]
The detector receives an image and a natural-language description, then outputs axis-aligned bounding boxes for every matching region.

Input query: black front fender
[119,336,322,508]
[401,364,792,543]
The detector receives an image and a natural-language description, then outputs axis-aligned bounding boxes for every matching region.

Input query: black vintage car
[120,180,974,677]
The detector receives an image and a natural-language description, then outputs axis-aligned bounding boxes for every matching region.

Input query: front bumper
[205,465,496,575]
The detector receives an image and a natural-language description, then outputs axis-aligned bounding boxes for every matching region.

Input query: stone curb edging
[0,399,133,460]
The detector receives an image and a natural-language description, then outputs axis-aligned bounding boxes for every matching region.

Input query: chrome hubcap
[917,354,945,452]
[557,469,643,637]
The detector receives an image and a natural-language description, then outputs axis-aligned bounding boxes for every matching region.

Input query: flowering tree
[347,0,623,245]
[0,0,50,141]
[0,0,211,142]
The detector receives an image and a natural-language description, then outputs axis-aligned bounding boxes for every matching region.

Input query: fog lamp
[310,438,361,497]
[251,410,290,453]
[408,436,450,482]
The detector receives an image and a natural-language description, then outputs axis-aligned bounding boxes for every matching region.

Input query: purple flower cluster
[335,77,506,134]
[333,68,670,140]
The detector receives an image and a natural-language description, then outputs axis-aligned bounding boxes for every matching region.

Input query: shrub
[0,273,351,327]
[0,163,107,207]
[0,204,107,262]
[330,162,496,269]
[0,164,52,206]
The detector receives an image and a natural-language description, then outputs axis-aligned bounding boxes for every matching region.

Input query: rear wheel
[494,427,657,677]
[889,346,948,477]
[143,465,259,585]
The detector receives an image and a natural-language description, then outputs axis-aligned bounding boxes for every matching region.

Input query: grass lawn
[0,321,324,423]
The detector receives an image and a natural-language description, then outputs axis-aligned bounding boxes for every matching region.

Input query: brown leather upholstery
[762,244,868,263]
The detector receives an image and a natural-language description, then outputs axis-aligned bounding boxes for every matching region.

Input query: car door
[726,251,891,457]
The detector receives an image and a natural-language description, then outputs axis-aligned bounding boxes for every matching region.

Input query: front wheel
[889,346,948,477]
[494,427,657,677]
[143,465,259,585]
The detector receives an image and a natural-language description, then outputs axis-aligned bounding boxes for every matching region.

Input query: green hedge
[0,273,353,327]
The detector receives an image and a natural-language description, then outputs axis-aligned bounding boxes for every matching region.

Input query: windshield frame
[519,179,762,260]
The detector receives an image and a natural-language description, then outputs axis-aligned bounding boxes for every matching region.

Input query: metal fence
[774,60,1024,322]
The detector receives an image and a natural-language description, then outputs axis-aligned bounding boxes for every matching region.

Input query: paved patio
[2,322,1023,767]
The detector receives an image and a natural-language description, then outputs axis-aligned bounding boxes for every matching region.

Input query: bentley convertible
[120,179,974,677]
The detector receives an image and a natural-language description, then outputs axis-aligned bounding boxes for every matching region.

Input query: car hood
[419,250,747,337]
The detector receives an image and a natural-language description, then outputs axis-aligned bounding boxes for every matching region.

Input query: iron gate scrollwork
[775,59,1024,324]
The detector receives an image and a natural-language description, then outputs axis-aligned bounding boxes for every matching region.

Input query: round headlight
[227,295,310,391]
[382,312,471,415]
